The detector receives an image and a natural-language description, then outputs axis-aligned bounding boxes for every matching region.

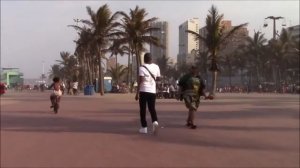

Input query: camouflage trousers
[183,91,200,111]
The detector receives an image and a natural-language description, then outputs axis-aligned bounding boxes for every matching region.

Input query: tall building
[198,20,249,86]
[218,20,249,56]
[177,18,200,66]
[199,20,249,56]
[150,21,169,62]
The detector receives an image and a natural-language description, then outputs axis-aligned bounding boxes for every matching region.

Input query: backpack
[178,74,205,99]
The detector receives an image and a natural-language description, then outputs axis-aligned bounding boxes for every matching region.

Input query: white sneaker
[152,121,159,135]
[139,127,147,134]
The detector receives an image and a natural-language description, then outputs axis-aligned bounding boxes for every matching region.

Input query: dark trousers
[50,95,61,105]
[139,92,158,127]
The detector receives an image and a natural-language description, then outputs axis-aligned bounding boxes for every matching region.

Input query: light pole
[42,61,45,83]
[73,19,80,26]
[264,16,285,91]
[264,16,284,39]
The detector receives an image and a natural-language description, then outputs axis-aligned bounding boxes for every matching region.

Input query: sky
[1,0,299,79]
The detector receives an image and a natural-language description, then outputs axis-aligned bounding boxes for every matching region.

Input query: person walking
[178,65,205,129]
[72,80,79,95]
[135,53,161,134]
[49,77,63,114]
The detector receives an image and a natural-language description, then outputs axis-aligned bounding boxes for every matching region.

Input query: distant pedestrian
[49,77,63,114]
[169,84,175,98]
[178,65,205,129]
[67,80,72,95]
[72,81,78,95]
[135,53,161,134]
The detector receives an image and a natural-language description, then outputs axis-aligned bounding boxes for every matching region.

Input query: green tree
[156,54,170,82]
[80,4,120,95]
[107,64,128,83]
[48,64,63,80]
[72,27,96,85]
[231,48,248,84]
[244,31,268,84]
[56,51,78,81]
[117,6,161,87]
[187,5,248,96]
[108,42,129,84]
[219,53,236,87]
[266,28,298,89]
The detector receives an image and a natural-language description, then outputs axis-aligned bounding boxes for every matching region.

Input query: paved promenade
[1,91,299,168]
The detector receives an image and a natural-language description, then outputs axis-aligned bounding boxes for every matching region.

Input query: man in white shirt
[72,81,78,95]
[135,53,161,134]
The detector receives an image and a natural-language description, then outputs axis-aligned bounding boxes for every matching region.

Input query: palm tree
[56,51,78,81]
[219,53,236,87]
[156,54,170,82]
[48,64,63,80]
[79,4,120,95]
[244,31,268,85]
[187,5,248,96]
[195,50,210,80]
[117,6,161,87]
[231,48,248,84]
[266,28,298,90]
[107,64,128,83]
[108,41,129,84]
[68,25,96,86]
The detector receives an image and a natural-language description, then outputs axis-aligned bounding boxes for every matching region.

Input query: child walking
[49,77,63,114]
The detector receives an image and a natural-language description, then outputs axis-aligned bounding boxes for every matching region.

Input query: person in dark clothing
[178,66,205,129]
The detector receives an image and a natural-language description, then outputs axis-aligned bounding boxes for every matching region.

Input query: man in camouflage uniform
[178,66,205,129]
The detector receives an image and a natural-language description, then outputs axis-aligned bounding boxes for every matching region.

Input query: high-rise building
[219,20,249,56]
[150,21,169,63]
[199,20,249,56]
[177,18,200,66]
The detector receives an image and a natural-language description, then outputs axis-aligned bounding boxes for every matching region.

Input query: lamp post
[264,16,284,39]
[42,61,45,83]
[73,19,80,26]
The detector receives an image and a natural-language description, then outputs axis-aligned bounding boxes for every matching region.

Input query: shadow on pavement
[1,113,138,135]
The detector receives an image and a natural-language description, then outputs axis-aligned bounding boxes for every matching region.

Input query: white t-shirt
[72,82,78,89]
[139,63,161,94]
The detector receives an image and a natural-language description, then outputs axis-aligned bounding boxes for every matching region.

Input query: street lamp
[42,61,45,83]
[263,16,285,39]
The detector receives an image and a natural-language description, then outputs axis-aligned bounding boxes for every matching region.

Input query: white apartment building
[177,18,200,66]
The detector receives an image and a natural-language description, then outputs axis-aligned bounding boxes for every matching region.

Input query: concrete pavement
[1,91,299,167]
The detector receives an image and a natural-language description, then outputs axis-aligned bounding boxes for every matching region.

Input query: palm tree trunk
[98,47,104,95]
[134,45,140,93]
[127,48,131,86]
[229,66,232,89]
[90,56,95,81]
[256,66,260,85]
[240,68,244,85]
[210,51,218,97]
[115,55,118,84]
[85,53,92,85]
[210,71,218,96]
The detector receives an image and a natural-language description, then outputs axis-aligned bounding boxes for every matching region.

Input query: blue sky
[1,1,299,78]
